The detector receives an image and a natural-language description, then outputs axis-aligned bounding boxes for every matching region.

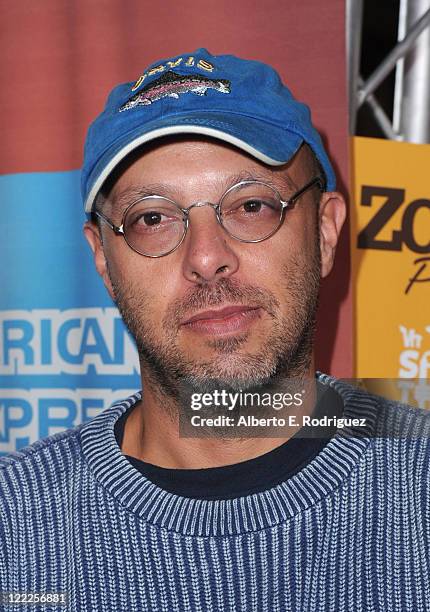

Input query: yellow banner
[351,137,429,402]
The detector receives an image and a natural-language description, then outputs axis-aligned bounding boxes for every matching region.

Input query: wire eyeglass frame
[94,175,325,258]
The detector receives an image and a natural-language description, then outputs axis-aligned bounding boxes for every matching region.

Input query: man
[1,49,429,611]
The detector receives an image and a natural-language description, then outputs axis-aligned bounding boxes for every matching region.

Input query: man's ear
[83,221,116,301]
[318,192,347,278]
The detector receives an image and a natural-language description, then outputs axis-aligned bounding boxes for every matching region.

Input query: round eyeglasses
[94,176,324,258]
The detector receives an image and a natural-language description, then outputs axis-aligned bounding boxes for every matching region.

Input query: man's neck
[121,368,318,469]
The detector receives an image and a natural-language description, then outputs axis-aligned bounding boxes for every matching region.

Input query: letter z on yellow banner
[350,137,430,399]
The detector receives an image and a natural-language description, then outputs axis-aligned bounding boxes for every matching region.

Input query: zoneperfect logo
[0,308,140,454]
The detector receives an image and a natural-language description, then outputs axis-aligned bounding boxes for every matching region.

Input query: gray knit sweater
[1,374,429,611]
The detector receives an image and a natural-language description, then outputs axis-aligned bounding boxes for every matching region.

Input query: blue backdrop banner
[0,171,140,454]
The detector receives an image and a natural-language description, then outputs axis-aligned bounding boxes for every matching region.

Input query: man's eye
[141,211,162,226]
[242,199,264,213]
[229,198,277,215]
[131,211,171,228]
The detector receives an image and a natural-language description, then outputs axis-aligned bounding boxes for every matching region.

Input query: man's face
[85,138,345,393]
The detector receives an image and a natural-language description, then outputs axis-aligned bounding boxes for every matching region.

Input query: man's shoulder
[0,426,85,539]
[344,381,430,468]
[365,386,430,436]
[321,374,430,446]
[0,423,84,483]
[0,392,140,486]
[323,375,430,422]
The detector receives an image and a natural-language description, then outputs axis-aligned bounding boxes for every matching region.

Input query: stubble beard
[108,244,321,404]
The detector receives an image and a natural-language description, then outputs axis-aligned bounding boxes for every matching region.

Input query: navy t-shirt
[115,386,344,500]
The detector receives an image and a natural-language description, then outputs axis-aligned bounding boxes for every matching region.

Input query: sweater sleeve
[0,477,10,591]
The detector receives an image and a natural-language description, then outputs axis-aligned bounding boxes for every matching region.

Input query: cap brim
[84,112,303,213]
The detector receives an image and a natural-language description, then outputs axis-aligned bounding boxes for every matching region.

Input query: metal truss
[347,0,430,143]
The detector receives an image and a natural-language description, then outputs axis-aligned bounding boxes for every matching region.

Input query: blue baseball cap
[81,48,336,213]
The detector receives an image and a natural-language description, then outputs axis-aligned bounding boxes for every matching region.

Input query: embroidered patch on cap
[119,71,231,112]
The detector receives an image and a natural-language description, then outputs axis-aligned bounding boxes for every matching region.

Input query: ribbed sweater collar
[80,374,378,537]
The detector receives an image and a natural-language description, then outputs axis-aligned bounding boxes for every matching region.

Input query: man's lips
[182,305,259,324]
[180,305,262,335]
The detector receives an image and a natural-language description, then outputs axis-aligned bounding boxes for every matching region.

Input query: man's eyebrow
[224,170,298,194]
[105,184,179,218]
[103,170,298,218]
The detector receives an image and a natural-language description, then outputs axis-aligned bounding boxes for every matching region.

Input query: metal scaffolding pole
[348,0,430,141]
[347,0,364,134]
[395,0,430,143]
[358,7,430,107]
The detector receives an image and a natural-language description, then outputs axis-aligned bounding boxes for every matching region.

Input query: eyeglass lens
[122,182,284,256]
[123,197,186,256]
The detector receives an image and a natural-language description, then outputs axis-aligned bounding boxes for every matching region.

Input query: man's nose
[181,205,239,283]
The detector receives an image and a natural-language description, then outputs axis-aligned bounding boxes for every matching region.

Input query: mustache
[164,277,280,330]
